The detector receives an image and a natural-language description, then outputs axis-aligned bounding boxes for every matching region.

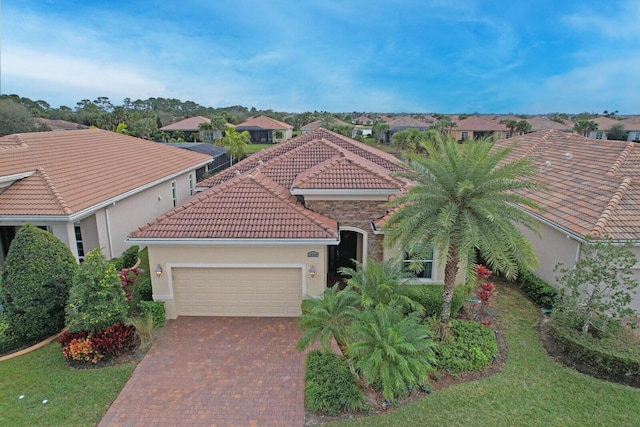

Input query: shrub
[305,350,365,415]
[139,300,166,328]
[550,310,640,379]
[432,319,498,372]
[111,257,124,272]
[121,245,140,269]
[0,224,77,343]
[0,315,20,355]
[516,270,558,309]
[59,323,138,363]
[400,285,464,319]
[135,276,153,303]
[127,313,155,346]
[65,248,128,333]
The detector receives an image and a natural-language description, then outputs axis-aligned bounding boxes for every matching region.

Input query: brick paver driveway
[99,317,306,426]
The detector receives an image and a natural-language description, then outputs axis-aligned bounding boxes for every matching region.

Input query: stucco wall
[305,199,387,261]
[147,244,328,319]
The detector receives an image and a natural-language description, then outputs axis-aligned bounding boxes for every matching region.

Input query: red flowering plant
[470,264,497,324]
[119,267,142,302]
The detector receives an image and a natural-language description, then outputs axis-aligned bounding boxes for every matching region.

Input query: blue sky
[2,0,639,113]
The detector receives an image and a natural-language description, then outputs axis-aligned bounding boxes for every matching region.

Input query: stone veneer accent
[304,199,388,262]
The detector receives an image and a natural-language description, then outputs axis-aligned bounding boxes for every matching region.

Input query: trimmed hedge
[432,319,498,372]
[305,350,366,415]
[549,310,640,380]
[0,225,77,343]
[400,285,465,318]
[139,300,166,328]
[516,270,558,309]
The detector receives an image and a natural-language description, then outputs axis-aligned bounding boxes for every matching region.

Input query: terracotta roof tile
[494,130,640,240]
[0,129,211,216]
[235,115,293,130]
[160,116,211,131]
[456,116,510,131]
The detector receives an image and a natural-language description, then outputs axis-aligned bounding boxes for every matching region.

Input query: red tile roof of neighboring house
[130,128,405,240]
[160,116,211,132]
[494,130,640,240]
[388,116,432,130]
[621,116,640,129]
[0,129,211,216]
[300,119,351,132]
[590,117,621,130]
[235,115,293,130]
[35,118,87,131]
[456,116,509,131]
[525,116,574,132]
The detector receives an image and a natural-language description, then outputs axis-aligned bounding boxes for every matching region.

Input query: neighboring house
[127,128,464,319]
[452,116,510,141]
[300,119,352,134]
[585,117,621,140]
[160,142,231,180]
[494,130,640,312]
[620,116,640,142]
[0,129,211,266]
[35,118,88,131]
[235,116,293,143]
[353,115,374,125]
[525,116,574,133]
[160,116,226,141]
[383,116,432,143]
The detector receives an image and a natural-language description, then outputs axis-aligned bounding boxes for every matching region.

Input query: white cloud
[563,0,640,39]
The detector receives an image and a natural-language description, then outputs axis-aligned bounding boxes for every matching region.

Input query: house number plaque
[307,251,319,258]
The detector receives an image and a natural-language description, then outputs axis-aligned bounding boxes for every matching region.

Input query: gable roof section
[0,129,211,217]
[494,130,640,240]
[160,116,211,131]
[235,115,293,130]
[129,170,338,241]
[388,116,431,131]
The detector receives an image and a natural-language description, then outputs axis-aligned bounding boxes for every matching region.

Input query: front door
[328,230,360,287]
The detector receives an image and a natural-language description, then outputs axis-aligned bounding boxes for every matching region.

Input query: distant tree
[574,119,598,137]
[603,109,619,118]
[215,126,250,165]
[434,119,457,136]
[606,123,627,141]
[372,122,390,143]
[130,117,158,139]
[500,119,518,137]
[198,121,214,141]
[391,129,427,154]
[327,123,354,137]
[515,120,532,135]
[0,225,77,342]
[0,99,43,136]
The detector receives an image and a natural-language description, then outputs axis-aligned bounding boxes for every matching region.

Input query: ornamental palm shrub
[339,257,424,315]
[296,286,360,355]
[65,248,128,333]
[347,303,436,401]
[0,224,77,343]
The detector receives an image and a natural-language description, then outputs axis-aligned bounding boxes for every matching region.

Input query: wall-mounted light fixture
[155,264,163,277]
[309,265,316,278]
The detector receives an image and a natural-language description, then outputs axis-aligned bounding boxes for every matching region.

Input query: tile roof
[300,119,351,132]
[0,129,211,216]
[35,118,88,131]
[235,115,293,130]
[525,116,574,132]
[494,130,640,240]
[129,170,338,240]
[456,116,509,132]
[388,116,431,131]
[590,117,621,130]
[160,116,211,132]
[130,128,405,240]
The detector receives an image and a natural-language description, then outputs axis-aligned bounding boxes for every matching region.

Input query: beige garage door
[173,267,302,317]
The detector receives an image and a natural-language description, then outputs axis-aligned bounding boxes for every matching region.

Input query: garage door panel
[174,267,302,317]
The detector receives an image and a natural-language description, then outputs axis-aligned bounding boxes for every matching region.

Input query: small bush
[111,257,125,272]
[59,323,138,363]
[127,313,155,346]
[135,277,153,302]
[401,285,464,318]
[0,316,20,355]
[305,350,365,415]
[139,300,166,328]
[516,270,558,309]
[121,245,140,269]
[550,310,640,378]
[432,320,498,372]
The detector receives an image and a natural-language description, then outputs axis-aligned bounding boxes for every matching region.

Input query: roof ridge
[520,129,554,159]
[0,134,29,151]
[38,168,73,215]
[607,142,635,177]
[591,177,632,236]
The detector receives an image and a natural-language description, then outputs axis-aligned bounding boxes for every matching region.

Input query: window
[171,181,177,207]
[595,131,604,140]
[189,173,194,196]
[74,222,85,261]
[506,132,512,139]
[461,131,469,140]
[404,245,434,280]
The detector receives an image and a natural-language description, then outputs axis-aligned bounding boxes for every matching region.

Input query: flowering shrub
[119,267,142,302]
[59,323,138,364]
[475,264,492,280]
[470,265,497,324]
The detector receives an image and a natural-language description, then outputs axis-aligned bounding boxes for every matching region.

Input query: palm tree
[384,136,543,323]
[574,119,598,137]
[391,129,427,155]
[215,126,250,165]
[500,119,518,137]
[515,120,531,135]
[347,304,436,401]
[295,286,360,355]
[339,258,422,314]
[198,121,213,141]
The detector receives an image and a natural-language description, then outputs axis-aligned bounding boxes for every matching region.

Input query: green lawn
[245,143,273,154]
[0,343,135,426]
[334,282,640,426]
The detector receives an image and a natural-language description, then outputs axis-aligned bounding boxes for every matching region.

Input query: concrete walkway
[99,317,306,426]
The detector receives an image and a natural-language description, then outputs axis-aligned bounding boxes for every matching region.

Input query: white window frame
[404,246,435,282]
[188,173,194,196]
[171,180,177,207]
[461,131,469,140]
[73,221,85,261]
[595,131,604,140]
